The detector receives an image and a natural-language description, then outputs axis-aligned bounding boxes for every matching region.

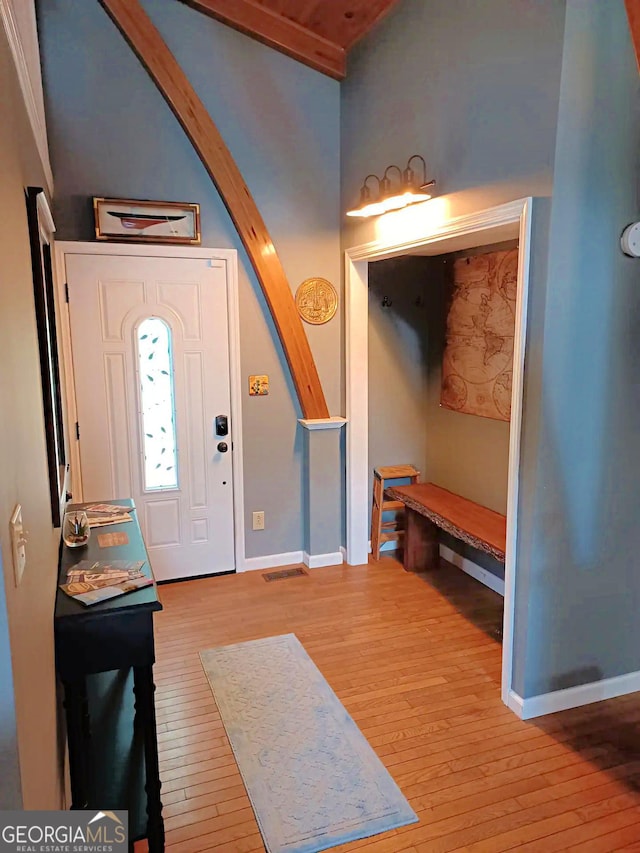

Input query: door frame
[344,197,533,710]
[54,241,246,573]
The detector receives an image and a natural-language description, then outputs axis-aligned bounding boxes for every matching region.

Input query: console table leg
[63,678,90,809]
[404,508,440,572]
[133,665,164,853]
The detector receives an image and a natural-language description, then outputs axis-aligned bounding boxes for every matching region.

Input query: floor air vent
[263,567,308,582]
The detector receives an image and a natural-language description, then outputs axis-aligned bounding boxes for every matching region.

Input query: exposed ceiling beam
[180,0,346,80]
[339,0,404,51]
[98,0,330,421]
[626,0,640,72]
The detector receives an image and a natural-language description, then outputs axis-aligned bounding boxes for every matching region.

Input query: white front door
[66,252,236,581]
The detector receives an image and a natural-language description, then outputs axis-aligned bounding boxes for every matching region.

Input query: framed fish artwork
[93,197,201,244]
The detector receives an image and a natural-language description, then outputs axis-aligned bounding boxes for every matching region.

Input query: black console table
[54,500,164,851]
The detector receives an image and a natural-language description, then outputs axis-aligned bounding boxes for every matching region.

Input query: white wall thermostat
[620,222,640,257]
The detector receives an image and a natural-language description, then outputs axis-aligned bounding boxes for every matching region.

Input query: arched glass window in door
[137,317,178,490]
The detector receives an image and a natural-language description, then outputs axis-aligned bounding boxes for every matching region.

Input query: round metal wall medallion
[295,277,338,325]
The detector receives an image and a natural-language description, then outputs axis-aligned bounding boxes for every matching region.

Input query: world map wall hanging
[441,248,518,422]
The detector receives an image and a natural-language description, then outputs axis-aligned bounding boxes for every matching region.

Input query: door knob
[217,441,228,453]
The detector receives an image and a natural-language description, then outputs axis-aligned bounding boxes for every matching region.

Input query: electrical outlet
[252,511,265,531]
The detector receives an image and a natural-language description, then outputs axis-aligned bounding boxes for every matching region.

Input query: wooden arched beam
[98,0,330,420]
[626,0,640,72]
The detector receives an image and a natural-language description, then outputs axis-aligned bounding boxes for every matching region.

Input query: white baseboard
[340,546,347,563]
[239,549,345,573]
[303,551,344,569]
[240,551,303,572]
[440,544,505,597]
[506,690,525,718]
[508,669,640,720]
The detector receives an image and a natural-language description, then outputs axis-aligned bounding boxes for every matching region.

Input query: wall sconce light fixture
[346,155,435,218]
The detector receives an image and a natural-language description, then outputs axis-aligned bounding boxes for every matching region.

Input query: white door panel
[66,253,235,580]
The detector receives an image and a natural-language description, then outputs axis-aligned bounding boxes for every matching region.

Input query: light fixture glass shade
[380,196,408,212]
[346,201,387,217]
[378,186,434,213]
[346,158,435,218]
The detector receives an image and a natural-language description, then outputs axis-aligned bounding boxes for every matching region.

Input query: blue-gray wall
[38,0,342,559]
[342,0,567,222]
[513,0,640,697]
[368,256,430,504]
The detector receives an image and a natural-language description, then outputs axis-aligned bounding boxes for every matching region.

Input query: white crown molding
[347,198,527,261]
[0,0,54,193]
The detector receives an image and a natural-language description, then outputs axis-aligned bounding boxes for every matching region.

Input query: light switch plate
[10,504,26,587]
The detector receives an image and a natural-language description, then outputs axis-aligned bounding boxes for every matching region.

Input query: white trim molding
[36,191,56,236]
[347,199,529,262]
[439,545,505,597]
[0,0,54,193]
[241,549,344,572]
[303,551,344,569]
[508,670,640,720]
[344,197,535,717]
[54,242,246,574]
[298,417,347,430]
[242,551,304,572]
[369,540,505,595]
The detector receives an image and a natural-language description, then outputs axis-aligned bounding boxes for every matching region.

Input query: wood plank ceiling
[180,0,404,79]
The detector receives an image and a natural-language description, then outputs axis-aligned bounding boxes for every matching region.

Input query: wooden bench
[385,482,506,573]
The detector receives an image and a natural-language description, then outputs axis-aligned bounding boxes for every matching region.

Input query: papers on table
[84,504,134,528]
[61,576,154,607]
[60,559,151,607]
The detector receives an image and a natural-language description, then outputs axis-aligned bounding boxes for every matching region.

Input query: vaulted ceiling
[180,0,404,79]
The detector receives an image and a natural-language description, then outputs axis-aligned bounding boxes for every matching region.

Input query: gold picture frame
[94,197,201,244]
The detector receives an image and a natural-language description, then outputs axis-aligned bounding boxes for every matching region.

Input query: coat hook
[381,295,393,308]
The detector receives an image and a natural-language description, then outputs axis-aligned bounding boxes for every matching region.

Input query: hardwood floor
[149,556,640,852]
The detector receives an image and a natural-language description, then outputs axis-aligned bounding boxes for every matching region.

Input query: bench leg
[404,508,439,572]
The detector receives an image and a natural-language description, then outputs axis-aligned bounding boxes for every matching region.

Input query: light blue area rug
[200,633,418,853]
